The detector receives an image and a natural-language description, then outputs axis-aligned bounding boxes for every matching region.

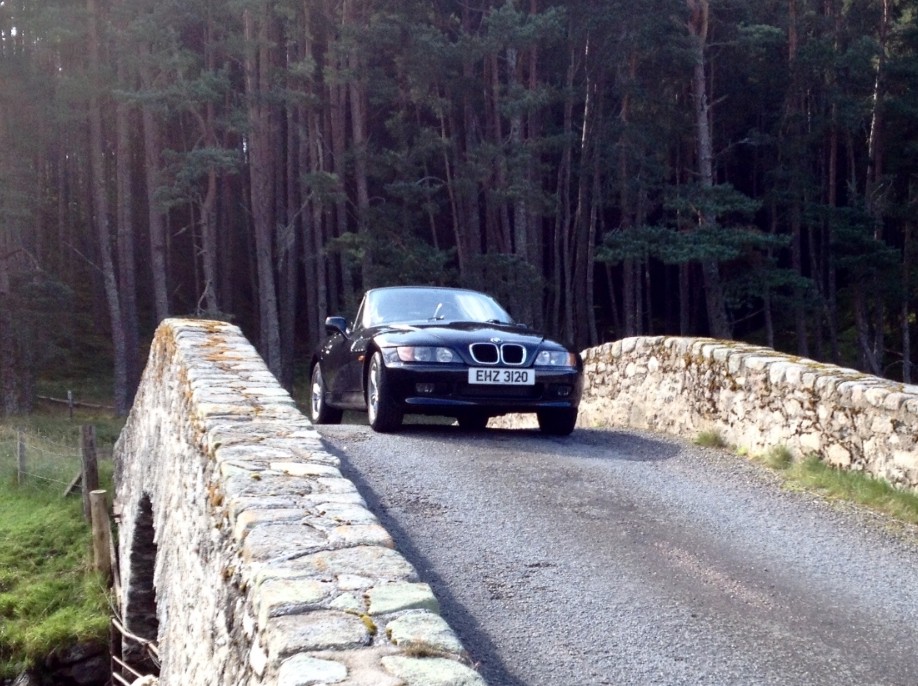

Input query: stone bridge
[113,320,918,685]
[113,319,485,686]
[576,336,918,490]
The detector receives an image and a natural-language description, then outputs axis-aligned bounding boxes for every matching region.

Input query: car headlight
[396,346,459,363]
[535,350,577,366]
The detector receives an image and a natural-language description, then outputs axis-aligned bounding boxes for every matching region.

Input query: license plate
[468,368,535,385]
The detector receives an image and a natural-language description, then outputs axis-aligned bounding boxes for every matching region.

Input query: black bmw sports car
[308,286,583,434]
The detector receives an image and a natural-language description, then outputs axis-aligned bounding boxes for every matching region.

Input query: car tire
[367,352,402,432]
[310,363,343,424]
[457,412,489,431]
[537,408,578,436]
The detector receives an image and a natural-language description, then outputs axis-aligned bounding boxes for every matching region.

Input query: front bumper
[382,361,583,417]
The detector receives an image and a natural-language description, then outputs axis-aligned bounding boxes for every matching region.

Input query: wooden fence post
[17,430,25,485]
[81,425,99,521]
[89,490,113,584]
[67,390,74,420]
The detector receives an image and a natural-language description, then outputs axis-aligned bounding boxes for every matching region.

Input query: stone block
[240,522,327,563]
[826,444,852,467]
[863,385,889,407]
[277,654,348,686]
[328,524,395,550]
[893,450,918,473]
[256,578,331,626]
[270,462,343,479]
[883,392,908,412]
[381,656,487,686]
[386,612,465,654]
[799,433,822,454]
[264,611,371,658]
[366,582,439,616]
[869,416,894,435]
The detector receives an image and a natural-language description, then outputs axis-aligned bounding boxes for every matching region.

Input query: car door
[324,298,371,408]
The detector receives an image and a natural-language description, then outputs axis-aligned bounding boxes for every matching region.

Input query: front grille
[501,344,525,365]
[468,342,527,365]
[470,343,499,364]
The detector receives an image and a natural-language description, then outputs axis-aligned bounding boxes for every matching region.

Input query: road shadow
[390,422,682,463]
[322,435,530,686]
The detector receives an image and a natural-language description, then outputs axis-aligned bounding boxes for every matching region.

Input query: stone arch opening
[122,493,160,676]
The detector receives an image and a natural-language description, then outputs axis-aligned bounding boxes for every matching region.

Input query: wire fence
[0,424,112,494]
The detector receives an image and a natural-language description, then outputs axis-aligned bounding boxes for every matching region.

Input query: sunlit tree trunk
[864,0,890,373]
[243,4,282,378]
[687,0,730,339]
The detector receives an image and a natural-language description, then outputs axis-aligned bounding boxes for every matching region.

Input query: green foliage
[597,224,787,266]
[158,147,242,210]
[327,231,457,292]
[694,430,727,449]
[786,457,918,526]
[0,484,110,678]
[666,184,763,225]
[762,445,794,470]
[6,0,918,374]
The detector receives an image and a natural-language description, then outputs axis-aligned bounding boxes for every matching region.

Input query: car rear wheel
[310,363,343,424]
[537,408,578,436]
[457,412,490,431]
[367,352,403,432]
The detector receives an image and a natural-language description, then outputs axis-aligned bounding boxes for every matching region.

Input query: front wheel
[537,408,578,436]
[310,363,343,424]
[366,352,402,432]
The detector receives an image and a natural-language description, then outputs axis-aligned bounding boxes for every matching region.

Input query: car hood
[373,321,547,347]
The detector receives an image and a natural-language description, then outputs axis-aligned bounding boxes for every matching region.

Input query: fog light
[416,383,436,394]
[551,385,572,398]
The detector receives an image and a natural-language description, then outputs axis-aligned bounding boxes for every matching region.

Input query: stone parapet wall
[578,336,918,490]
[114,319,484,686]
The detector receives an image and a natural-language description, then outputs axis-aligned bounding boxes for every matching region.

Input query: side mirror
[325,316,348,336]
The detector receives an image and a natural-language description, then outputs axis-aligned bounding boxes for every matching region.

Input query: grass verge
[0,407,121,679]
[783,456,918,526]
[0,482,111,678]
[749,447,918,526]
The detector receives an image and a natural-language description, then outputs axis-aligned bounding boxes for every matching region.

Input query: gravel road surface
[316,422,918,686]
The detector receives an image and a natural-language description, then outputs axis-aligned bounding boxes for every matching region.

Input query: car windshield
[363,288,513,327]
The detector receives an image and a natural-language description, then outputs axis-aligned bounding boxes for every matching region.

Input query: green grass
[0,407,121,679]
[701,436,918,526]
[694,430,727,449]
[0,482,111,678]
[783,456,918,526]
[762,445,794,470]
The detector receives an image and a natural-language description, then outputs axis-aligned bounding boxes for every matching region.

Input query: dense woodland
[1,0,917,416]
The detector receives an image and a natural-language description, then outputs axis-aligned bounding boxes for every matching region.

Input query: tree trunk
[553,45,576,340]
[347,4,371,285]
[902,223,912,383]
[198,19,221,315]
[329,65,351,308]
[865,0,890,374]
[137,47,170,323]
[243,5,282,378]
[115,62,139,401]
[0,226,23,415]
[687,0,731,340]
[87,0,129,415]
